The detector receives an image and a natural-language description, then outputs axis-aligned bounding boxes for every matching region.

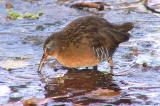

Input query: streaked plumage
[38,16,134,74]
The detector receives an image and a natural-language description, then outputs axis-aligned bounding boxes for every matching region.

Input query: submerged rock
[0,59,29,70]
[136,54,160,67]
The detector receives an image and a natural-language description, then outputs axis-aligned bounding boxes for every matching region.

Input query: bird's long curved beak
[38,50,48,74]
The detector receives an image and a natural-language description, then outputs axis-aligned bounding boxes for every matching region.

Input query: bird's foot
[93,66,98,70]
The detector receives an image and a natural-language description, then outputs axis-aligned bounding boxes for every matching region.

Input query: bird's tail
[110,22,134,44]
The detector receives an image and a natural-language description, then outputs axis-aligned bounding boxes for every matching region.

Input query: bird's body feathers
[42,16,133,68]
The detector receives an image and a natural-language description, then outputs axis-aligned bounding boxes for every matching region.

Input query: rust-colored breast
[56,39,100,68]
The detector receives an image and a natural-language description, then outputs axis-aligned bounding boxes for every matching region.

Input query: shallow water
[0,0,160,106]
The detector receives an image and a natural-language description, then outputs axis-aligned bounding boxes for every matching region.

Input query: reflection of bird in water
[38,16,133,74]
[45,69,120,105]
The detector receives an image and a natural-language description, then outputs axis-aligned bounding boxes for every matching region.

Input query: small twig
[70,2,107,11]
[50,94,70,99]
[144,0,160,14]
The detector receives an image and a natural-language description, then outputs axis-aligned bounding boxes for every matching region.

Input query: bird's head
[38,33,59,73]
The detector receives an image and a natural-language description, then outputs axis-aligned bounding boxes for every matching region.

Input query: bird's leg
[86,67,89,69]
[108,57,113,74]
[107,57,130,76]
[93,66,98,70]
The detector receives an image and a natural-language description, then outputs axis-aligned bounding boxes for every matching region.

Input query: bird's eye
[45,41,56,55]
[46,46,55,55]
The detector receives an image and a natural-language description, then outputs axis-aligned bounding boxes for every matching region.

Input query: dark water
[0,0,160,105]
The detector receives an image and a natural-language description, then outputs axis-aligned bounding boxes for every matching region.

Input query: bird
[38,16,133,75]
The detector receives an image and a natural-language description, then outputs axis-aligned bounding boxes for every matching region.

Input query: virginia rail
[38,16,133,74]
